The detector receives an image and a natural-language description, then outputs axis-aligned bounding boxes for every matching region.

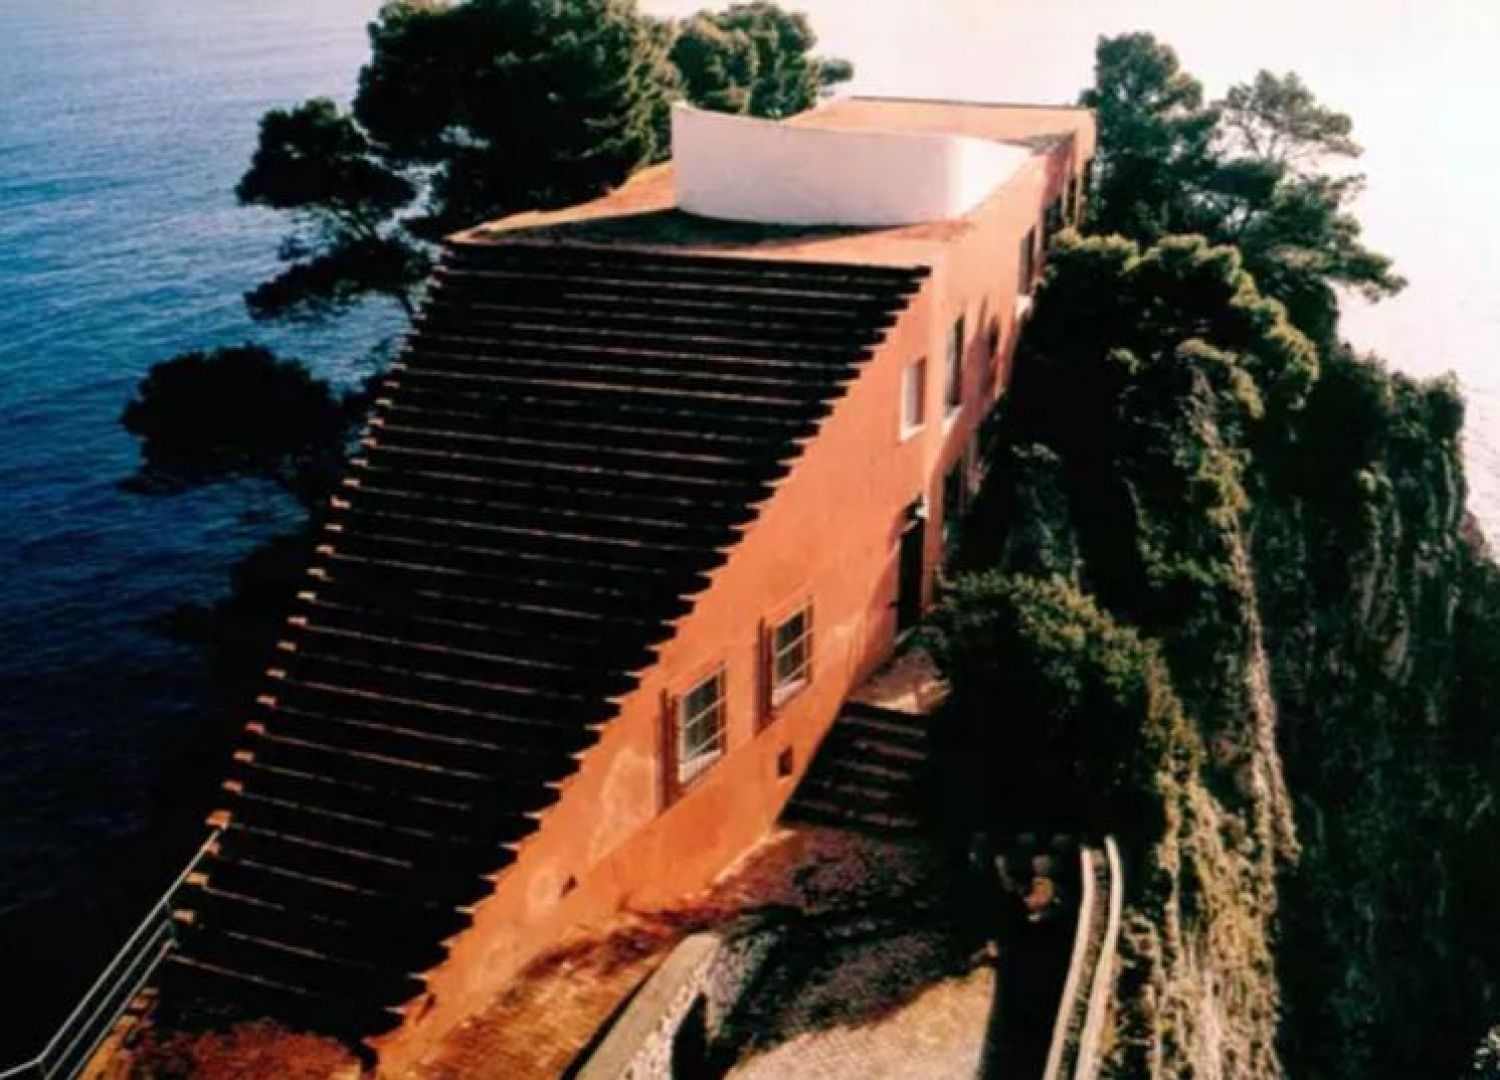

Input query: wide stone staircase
[784,702,934,836]
[156,241,929,1039]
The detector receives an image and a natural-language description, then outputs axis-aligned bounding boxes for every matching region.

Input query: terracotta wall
[373,134,1085,1075]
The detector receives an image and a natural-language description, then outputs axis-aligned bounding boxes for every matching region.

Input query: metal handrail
[1074,838,1124,1080]
[1042,844,1101,1080]
[0,831,220,1080]
[1041,836,1124,1080]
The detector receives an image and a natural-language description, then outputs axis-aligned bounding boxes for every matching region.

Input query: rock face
[1251,353,1499,1080]
[943,230,1500,1079]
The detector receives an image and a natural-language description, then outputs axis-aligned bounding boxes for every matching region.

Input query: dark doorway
[896,501,927,634]
[671,995,710,1079]
[942,460,967,550]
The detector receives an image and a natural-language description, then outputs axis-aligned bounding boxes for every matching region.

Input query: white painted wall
[671,103,1029,227]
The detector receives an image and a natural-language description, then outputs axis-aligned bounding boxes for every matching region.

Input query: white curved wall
[671,103,1029,227]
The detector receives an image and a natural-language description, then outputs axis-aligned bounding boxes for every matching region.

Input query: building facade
[167,97,1095,1069]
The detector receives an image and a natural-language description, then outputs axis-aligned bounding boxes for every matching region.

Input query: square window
[770,606,813,705]
[901,357,926,436]
[677,668,726,785]
[945,315,965,415]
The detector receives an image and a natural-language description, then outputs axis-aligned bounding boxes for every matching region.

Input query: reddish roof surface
[790,96,1095,153]
[458,96,1093,270]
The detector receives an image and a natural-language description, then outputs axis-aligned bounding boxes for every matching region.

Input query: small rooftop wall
[671,103,1030,227]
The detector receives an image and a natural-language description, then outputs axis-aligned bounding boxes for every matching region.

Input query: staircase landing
[848,647,947,717]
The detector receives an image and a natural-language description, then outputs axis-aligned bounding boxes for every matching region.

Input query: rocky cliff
[936,229,1500,1078]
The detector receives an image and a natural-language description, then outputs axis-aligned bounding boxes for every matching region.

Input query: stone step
[816,753,924,788]
[794,772,923,813]
[838,704,930,744]
[827,729,927,767]
[781,692,939,838]
[786,796,926,836]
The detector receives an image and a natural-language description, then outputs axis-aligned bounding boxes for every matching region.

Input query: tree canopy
[1080,33,1220,241]
[237,99,429,321]
[120,345,357,498]
[979,230,1314,699]
[669,3,852,119]
[355,0,675,232]
[1219,69,1361,167]
[235,0,852,329]
[943,34,1494,1080]
[1081,34,1403,342]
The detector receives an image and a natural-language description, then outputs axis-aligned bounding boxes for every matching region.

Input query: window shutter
[659,688,678,809]
[756,617,772,729]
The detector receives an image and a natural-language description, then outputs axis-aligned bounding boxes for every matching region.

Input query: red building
[168,97,1095,1068]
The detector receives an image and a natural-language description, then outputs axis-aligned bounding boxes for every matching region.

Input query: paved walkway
[405,912,685,1079]
[723,932,995,1080]
[706,823,998,1080]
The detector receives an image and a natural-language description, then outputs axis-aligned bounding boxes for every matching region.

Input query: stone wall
[574,924,784,1080]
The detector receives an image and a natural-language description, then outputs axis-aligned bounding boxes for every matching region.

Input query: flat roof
[457,96,1094,269]
[790,95,1094,152]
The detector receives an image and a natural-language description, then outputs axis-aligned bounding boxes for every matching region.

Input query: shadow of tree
[702,828,999,1077]
[476,207,871,254]
[717,914,991,1072]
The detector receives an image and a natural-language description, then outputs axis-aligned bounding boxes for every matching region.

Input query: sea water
[0,0,394,1055]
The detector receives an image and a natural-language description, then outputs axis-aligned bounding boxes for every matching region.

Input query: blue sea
[0,0,396,1057]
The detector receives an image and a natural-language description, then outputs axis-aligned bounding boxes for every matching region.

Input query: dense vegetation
[932,33,1500,1079]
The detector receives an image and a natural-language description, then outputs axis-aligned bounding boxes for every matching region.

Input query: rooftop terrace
[459,96,1095,268]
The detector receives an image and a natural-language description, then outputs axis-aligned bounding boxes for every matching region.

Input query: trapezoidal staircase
[158,241,928,1040]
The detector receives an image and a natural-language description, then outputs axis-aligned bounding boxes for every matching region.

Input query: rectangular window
[945,315,965,416]
[770,605,813,706]
[901,357,926,436]
[677,668,727,785]
[1019,227,1037,295]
